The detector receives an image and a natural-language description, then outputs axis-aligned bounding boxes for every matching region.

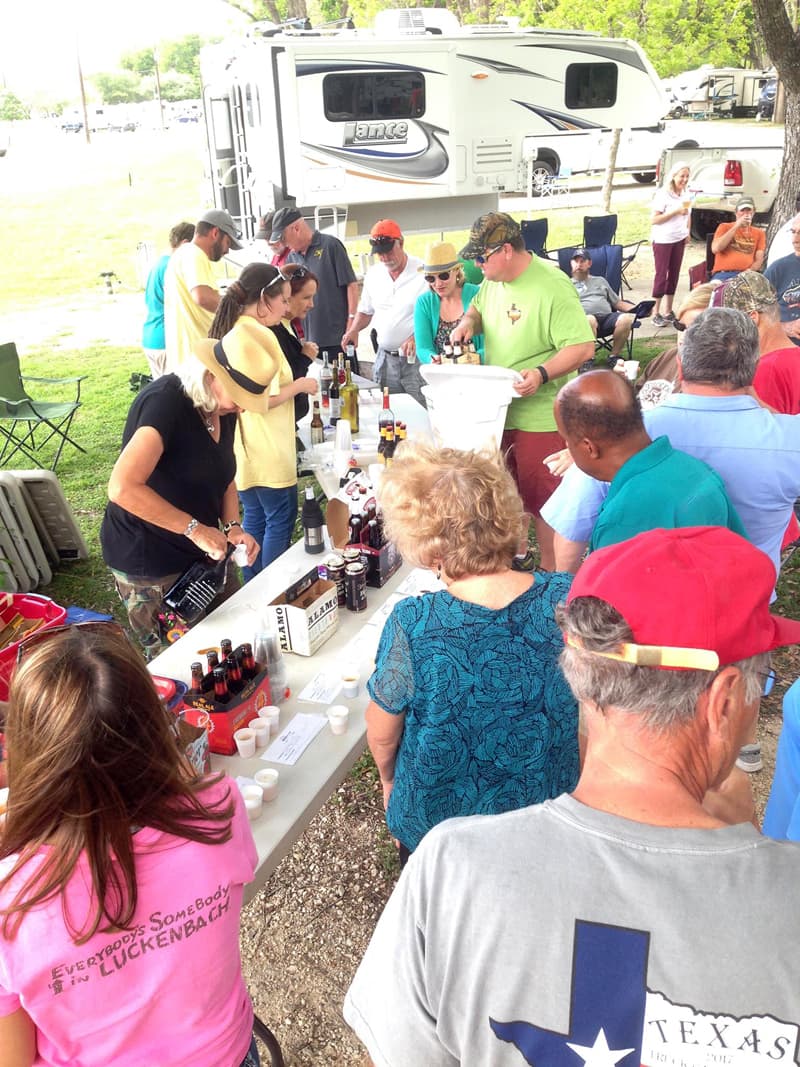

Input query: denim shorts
[239,1034,261,1067]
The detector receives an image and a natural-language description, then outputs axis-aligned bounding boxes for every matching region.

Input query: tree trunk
[601,129,621,214]
[752,0,800,242]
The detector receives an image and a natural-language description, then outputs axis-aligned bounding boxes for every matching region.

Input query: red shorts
[501,428,565,516]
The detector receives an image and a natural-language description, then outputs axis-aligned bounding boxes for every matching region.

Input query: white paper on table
[262,713,327,765]
[397,567,446,597]
[297,671,343,705]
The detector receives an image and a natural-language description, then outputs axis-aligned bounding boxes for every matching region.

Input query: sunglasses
[475,245,502,265]
[16,621,127,665]
[291,266,310,278]
[759,668,777,697]
[259,271,289,300]
[425,272,451,283]
[213,341,267,396]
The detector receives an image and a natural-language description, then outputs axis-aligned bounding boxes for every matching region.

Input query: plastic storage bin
[0,593,67,701]
[420,364,523,450]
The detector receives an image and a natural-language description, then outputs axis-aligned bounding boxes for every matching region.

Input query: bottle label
[330,397,341,419]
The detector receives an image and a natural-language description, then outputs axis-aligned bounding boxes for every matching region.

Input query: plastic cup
[240,784,263,820]
[254,767,280,802]
[327,704,349,735]
[258,705,281,736]
[623,360,640,381]
[334,419,352,452]
[233,728,256,759]
[341,671,360,699]
[250,718,270,749]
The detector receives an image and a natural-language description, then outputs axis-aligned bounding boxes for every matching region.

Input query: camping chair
[620,240,646,291]
[540,166,572,199]
[687,234,716,289]
[582,214,618,247]
[253,1014,286,1067]
[550,245,654,361]
[0,342,86,471]
[521,218,549,257]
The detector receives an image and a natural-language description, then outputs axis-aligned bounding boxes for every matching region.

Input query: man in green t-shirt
[451,212,594,570]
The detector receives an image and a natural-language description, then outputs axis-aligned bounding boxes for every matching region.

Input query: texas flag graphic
[491,921,799,1066]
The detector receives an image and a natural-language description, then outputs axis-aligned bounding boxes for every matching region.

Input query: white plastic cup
[232,542,249,567]
[623,360,640,381]
[341,671,360,699]
[233,728,256,759]
[258,705,281,736]
[254,767,280,802]
[250,718,270,749]
[334,418,352,452]
[327,704,349,735]
[240,784,263,820]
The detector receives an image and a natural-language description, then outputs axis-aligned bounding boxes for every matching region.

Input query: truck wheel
[633,172,656,184]
[690,209,729,241]
[529,161,555,197]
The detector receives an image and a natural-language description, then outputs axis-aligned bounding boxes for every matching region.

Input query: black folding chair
[253,1013,286,1067]
[583,214,618,247]
[620,240,646,291]
[521,218,549,257]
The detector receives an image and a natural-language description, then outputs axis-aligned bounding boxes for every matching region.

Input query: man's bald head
[556,370,644,445]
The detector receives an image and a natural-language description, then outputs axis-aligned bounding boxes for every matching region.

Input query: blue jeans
[239,485,298,579]
[240,1035,261,1067]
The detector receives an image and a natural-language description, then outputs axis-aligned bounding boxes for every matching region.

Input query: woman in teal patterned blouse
[366,444,579,864]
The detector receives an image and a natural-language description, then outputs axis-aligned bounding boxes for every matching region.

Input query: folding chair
[521,218,549,257]
[540,166,572,199]
[620,240,646,292]
[583,214,618,247]
[0,342,86,471]
[687,235,716,289]
[253,1014,286,1067]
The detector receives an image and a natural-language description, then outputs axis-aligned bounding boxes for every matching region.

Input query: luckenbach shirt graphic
[491,921,800,1066]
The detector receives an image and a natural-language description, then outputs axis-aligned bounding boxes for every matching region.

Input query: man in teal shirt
[554,370,746,552]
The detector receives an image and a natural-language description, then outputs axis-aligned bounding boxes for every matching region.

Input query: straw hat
[194,317,276,414]
[418,241,462,274]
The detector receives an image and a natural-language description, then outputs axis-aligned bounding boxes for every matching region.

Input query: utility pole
[77,42,91,145]
[153,47,165,131]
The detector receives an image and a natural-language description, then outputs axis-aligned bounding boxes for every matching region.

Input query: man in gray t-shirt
[571,246,636,360]
[345,527,800,1067]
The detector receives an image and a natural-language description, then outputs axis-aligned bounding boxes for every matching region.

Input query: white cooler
[420,364,523,451]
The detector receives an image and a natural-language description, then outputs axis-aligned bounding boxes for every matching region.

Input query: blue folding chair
[583,214,618,247]
[521,218,549,257]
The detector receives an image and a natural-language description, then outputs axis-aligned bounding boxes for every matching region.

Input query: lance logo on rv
[343,121,409,146]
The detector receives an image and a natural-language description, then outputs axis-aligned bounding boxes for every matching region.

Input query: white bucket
[420,364,522,451]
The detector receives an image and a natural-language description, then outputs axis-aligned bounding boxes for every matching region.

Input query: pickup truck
[659,138,783,239]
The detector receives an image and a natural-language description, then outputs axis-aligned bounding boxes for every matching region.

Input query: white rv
[665,65,774,119]
[201,8,668,237]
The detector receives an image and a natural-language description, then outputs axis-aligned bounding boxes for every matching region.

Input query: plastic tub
[420,364,523,451]
[0,593,67,701]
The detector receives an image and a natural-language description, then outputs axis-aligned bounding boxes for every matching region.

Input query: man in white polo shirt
[342,220,427,405]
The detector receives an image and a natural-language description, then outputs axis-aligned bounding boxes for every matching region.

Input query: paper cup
[341,672,360,699]
[233,728,256,759]
[240,784,263,820]
[258,705,281,736]
[254,767,280,802]
[327,704,349,735]
[623,360,640,381]
[250,719,270,749]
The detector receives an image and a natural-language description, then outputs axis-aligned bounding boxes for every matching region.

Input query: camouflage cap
[721,270,777,313]
[460,212,522,260]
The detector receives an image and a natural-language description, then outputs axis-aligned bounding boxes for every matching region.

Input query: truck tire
[633,171,656,184]
[529,160,555,197]
[690,209,731,241]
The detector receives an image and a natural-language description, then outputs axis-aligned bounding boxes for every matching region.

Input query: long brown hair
[209,261,285,339]
[0,626,234,944]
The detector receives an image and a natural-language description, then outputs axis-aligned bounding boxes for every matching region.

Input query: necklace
[201,409,217,435]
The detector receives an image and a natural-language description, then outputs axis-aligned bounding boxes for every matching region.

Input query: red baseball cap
[370,219,403,247]
[567,527,800,670]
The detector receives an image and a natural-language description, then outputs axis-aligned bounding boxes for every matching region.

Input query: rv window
[323,72,425,121]
[564,63,618,110]
[209,98,234,154]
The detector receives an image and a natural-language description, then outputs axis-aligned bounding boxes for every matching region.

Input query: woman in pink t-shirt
[0,624,259,1067]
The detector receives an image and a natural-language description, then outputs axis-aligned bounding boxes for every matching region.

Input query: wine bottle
[320,352,332,410]
[340,363,360,435]
[329,367,341,425]
[378,387,395,440]
[302,486,325,554]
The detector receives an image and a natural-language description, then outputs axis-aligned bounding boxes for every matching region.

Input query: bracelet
[347,314,355,319]
[223,520,241,534]
[183,517,199,538]
[537,365,550,384]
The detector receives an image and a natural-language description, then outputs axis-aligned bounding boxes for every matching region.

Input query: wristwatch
[223,520,242,534]
[183,517,199,538]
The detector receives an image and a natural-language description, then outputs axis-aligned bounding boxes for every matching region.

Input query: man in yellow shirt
[164,209,242,370]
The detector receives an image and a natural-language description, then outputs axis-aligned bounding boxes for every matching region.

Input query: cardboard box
[359,539,402,588]
[267,567,339,657]
[181,667,272,756]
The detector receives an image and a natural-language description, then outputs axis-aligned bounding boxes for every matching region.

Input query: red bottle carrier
[0,593,67,701]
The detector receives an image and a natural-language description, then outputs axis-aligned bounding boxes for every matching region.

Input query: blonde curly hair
[378,443,524,579]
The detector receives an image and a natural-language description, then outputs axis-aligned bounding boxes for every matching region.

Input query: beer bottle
[367,518,381,550]
[310,400,325,445]
[378,387,395,439]
[220,637,233,659]
[329,366,341,425]
[206,649,220,674]
[226,653,244,695]
[340,363,360,435]
[443,343,454,362]
[241,642,257,680]
[453,342,462,363]
[384,427,396,465]
[320,352,332,410]
[213,666,231,705]
[302,486,326,554]
[190,661,204,693]
[349,513,363,546]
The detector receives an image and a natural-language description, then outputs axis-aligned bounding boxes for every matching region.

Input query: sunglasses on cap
[475,246,502,265]
[425,272,452,283]
[213,341,268,396]
[16,620,128,665]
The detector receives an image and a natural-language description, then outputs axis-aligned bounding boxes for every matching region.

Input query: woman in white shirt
[650,161,692,327]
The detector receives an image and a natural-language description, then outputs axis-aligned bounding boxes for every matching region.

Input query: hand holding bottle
[187,522,229,560]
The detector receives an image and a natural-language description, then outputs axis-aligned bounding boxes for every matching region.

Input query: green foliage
[160,73,201,101]
[0,92,30,121]
[93,72,150,105]
[121,48,157,77]
[160,35,203,79]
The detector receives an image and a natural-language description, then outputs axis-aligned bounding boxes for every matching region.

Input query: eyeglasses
[16,621,127,665]
[425,272,451,283]
[759,669,777,697]
[475,246,502,265]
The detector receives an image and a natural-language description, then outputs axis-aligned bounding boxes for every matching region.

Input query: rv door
[204,87,257,237]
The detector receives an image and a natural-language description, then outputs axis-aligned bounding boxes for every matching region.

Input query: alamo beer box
[180,650,273,757]
[267,566,339,657]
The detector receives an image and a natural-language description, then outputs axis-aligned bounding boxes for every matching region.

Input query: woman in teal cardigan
[414,241,484,363]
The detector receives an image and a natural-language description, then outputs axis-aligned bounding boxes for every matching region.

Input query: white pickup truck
[659,134,783,239]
